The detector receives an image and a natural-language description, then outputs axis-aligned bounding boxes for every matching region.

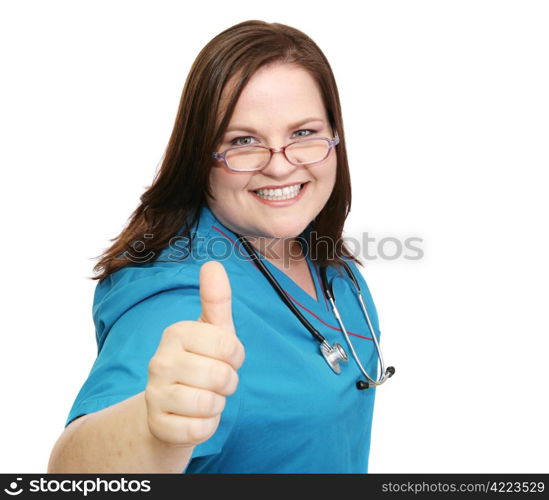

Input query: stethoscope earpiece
[357,366,396,390]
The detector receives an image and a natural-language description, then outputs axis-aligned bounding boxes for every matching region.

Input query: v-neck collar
[197,203,331,313]
[256,248,328,310]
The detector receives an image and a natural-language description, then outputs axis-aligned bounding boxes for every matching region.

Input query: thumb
[197,260,235,334]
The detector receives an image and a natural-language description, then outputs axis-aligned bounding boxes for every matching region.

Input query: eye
[228,129,318,147]
[230,136,257,146]
[293,129,318,139]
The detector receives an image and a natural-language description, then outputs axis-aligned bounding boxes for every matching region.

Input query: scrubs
[65,204,382,473]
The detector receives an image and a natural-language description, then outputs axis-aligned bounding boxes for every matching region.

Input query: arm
[48,262,243,473]
[47,391,194,473]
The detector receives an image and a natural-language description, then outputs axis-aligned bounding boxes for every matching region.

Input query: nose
[261,146,298,177]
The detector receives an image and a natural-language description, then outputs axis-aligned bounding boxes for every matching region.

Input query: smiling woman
[88,20,358,280]
[48,19,388,474]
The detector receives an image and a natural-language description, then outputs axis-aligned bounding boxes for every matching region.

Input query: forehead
[220,63,328,130]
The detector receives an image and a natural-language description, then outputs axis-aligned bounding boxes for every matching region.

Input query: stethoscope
[236,235,395,390]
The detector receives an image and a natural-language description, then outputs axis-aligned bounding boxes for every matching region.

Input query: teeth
[255,183,303,201]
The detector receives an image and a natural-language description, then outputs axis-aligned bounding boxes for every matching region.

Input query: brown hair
[91,19,361,282]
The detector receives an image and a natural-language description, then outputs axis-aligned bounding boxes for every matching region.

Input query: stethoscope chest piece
[320,341,349,374]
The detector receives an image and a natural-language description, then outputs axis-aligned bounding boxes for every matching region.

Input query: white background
[1,0,547,473]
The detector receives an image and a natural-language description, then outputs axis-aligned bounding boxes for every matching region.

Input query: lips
[253,182,306,200]
[249,181,309,206]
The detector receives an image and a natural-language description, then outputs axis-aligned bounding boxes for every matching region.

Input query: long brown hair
[91,19,361,282]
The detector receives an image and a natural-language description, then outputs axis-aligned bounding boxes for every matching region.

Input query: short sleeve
[64,267,242,466]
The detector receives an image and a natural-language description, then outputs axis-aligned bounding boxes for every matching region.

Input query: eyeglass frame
[211,132,340,172]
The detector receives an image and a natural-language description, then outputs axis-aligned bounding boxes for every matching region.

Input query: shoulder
[92,262,201,350]
[91,203,252,350]
[337,256,378,302]
[92,204,221,328]
[344,256,365,281]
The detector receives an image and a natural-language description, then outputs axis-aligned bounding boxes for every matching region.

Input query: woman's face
[207,62,337,241]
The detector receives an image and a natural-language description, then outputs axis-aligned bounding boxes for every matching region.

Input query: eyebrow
[225,117,325,134]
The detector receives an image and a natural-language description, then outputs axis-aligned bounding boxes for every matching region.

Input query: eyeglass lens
[225,139,331,171]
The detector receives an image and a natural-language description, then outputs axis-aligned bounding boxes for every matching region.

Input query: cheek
[314,158,337,191]
[328,161,337,186]
[209,169,248,196]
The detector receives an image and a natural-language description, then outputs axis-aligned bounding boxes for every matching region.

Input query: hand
[145,261,245,447]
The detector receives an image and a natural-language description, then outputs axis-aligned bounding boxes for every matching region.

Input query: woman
[48,19,391,473]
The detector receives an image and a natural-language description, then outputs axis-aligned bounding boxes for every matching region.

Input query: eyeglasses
[212,133,339,172]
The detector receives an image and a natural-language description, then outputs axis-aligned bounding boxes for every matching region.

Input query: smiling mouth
[252,182,307,201]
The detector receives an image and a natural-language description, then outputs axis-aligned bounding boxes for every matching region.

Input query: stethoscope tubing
[320,261,392,386]
[236,235,327,344]
[235,234,394,387]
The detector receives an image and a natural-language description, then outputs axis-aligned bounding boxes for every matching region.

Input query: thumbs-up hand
[145,261,245,448]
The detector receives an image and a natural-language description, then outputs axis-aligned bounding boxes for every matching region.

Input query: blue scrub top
[65,204,382,473]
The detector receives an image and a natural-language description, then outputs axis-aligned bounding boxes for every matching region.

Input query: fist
[145,261,245,447]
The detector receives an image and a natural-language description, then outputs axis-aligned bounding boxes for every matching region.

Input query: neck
[246,236,305,270]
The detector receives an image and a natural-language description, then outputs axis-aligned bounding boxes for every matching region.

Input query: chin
[259,222,309,239]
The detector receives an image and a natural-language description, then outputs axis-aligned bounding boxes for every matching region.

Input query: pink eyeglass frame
[212,133,340,172]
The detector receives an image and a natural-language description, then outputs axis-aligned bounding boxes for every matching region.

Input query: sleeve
[64,269,242,464]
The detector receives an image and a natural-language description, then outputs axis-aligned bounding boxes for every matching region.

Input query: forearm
[47,392,194,473]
